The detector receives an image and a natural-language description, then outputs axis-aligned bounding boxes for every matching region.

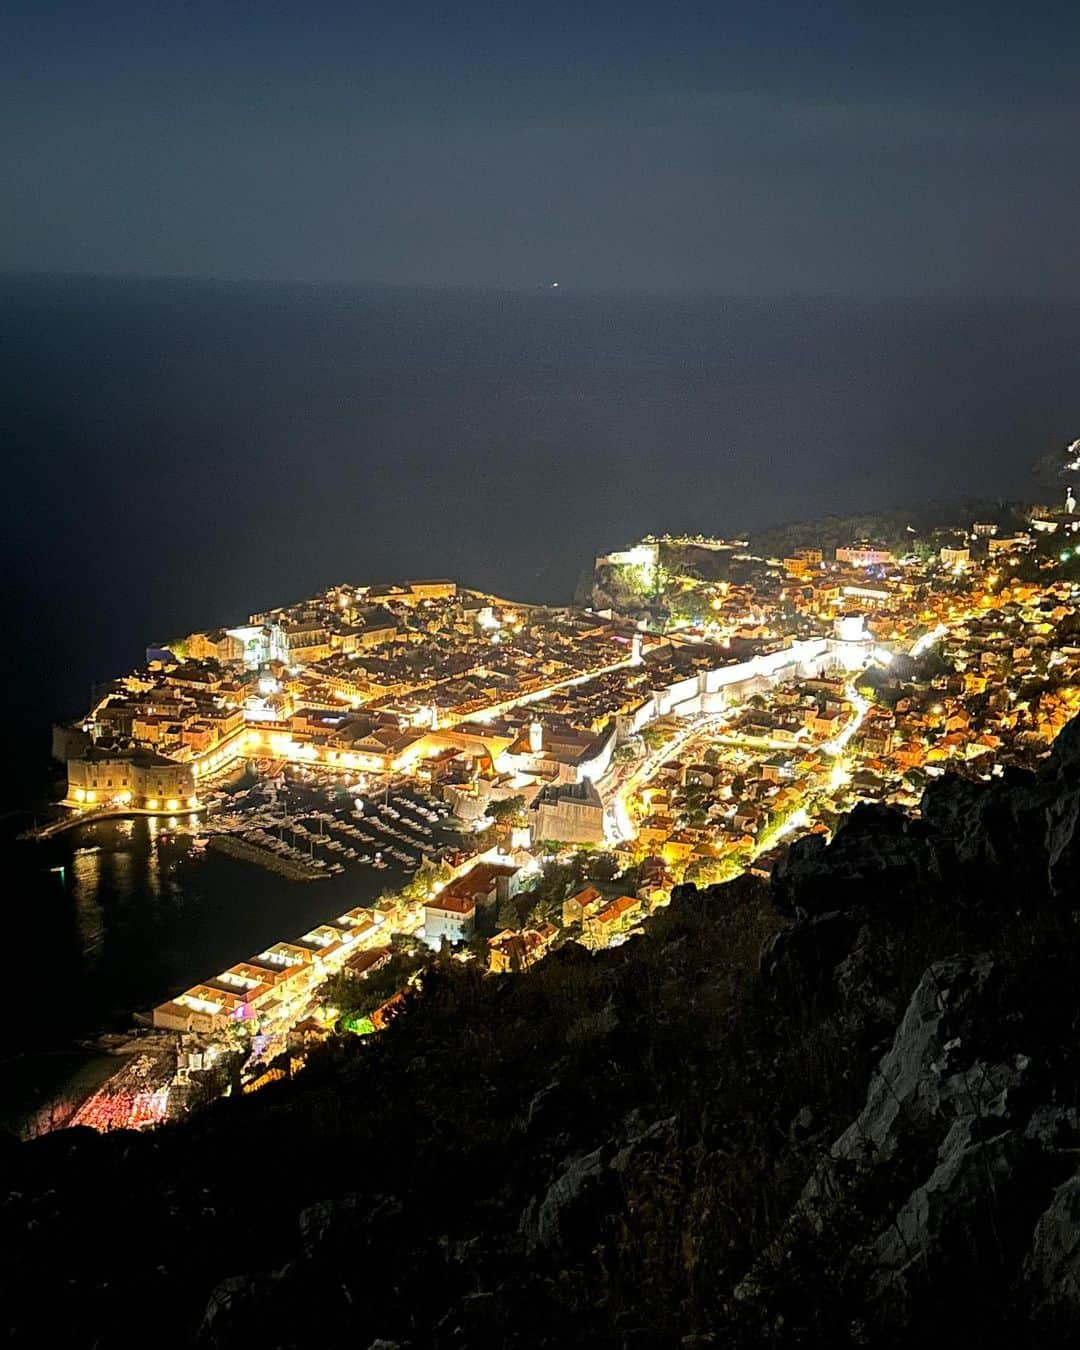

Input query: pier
[207,833,329,880]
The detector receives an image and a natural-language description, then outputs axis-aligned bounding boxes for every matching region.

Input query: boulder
[199,1273,276,1344]
[519,1142,615,1254]
[298,1193,361,1261]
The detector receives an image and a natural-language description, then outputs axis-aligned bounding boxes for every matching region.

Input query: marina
[194,769,457,882]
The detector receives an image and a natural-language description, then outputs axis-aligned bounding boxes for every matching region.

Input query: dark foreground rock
[8,719,1080,1347]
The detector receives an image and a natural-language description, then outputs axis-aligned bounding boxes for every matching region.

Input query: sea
[2,274,1077,1116]
[3,780,428,1127]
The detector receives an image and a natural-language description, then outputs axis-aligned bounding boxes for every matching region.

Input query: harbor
[193,768,457,880]
[2,761,476,1131]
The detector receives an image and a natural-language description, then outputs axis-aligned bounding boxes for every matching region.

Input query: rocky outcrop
[871,1121,1030,1282]
[519,1114,676,1255]
[1026,1170,1080,1339]
[745,946,1080,1339]
[771,804,938,919]
[829,953,1006,1164]
[736,715,1080,1342]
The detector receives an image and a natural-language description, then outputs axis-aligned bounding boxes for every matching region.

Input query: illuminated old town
[11,2,1080,1340]
[33,491,1080,1130]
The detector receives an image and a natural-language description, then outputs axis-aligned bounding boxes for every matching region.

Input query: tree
[466,933,491,966]
[685,856,732,886]
[496,894,520,931]
[486,795,526,827]
[472,823,498,853]
[399,873,430,903]
[587,852,619,883]
[389,930,419,957]
[522,856,582,926]
[419,858,454,891]
[320,947,432,1026]
[642,725,669,751]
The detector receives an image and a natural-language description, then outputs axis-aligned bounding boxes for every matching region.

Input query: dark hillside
[7,721,1080,1347]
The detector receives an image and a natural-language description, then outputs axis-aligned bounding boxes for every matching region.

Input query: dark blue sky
[6,1,1080,293]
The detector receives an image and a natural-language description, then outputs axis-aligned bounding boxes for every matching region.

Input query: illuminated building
[583,894,641,947]
[422,893,476,947]
[406,579,457,602]
[562,884,604,927]
[174,629,245,664]
[283,622,332,664]
[422,862,521,948]
[834,614,869,644]
[225,623,288,668]
[65,750,196,811]
[487,925,556,973]
[167,623,288,669]
[835,546,893,567]
[841,585,890,610]
[530,777,606,844]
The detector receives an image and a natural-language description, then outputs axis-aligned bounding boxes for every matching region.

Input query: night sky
[6,1,1080,295]
[5,2,1080,802]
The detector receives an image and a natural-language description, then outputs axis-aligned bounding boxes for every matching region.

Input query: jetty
[208,834,328,881]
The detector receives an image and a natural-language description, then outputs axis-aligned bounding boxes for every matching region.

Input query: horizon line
[3,268,1079,307]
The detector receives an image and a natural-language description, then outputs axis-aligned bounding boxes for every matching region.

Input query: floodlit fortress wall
[616,635,870,739]
[65,752,197,811]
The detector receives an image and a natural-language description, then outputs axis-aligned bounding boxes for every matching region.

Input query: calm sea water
[4,802,410,1123]
[2,276,1078,1078]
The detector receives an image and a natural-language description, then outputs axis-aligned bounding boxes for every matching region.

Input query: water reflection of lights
[72,845,105,962]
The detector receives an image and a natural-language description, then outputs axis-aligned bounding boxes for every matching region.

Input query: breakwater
[208,834,328,881]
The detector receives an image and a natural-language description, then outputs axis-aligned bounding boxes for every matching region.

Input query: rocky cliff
[6,723,1080,1347]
